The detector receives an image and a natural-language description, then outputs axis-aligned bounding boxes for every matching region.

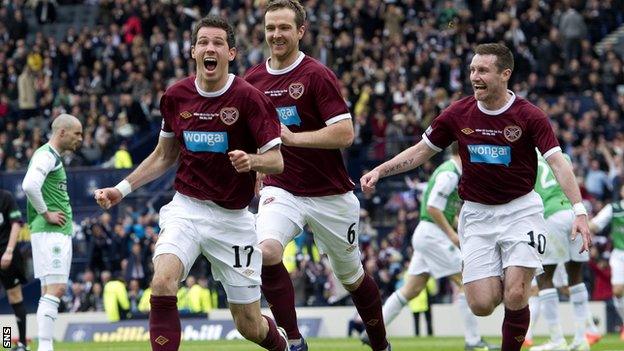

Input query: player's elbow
[426,206,440,217]
[340,127,355,148]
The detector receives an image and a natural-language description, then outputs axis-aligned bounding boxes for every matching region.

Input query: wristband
[573,202,587,216]
[5,247,13,253]
[114,179,132,198]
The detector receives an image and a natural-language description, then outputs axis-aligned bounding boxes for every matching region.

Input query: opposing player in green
[362,144,496,351]
[589,183,624,342]
[530,152,592,351]
[22,114,82,351]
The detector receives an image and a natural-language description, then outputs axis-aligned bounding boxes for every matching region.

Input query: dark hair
[191,15,235,48]
[265,0,307,28]
[474,43,514,73]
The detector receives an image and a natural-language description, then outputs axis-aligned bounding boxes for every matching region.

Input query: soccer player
[94,15,288,351]
[0,190,28,351]
[589,183,624,341]
[530,153,593,351]
[22,113,83,351]
[360,43,591,351]
[362,144,497,351]
[244,1,389,351]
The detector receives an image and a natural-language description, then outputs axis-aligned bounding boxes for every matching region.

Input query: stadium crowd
[1,0,624,328]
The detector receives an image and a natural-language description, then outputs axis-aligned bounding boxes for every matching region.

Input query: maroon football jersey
[244,52,355,196]
[160,74,281,209]
[423,92,560,205]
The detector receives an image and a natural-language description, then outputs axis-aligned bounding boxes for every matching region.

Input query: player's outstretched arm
[281,119,353,149]
[94,136,180,209]
[546,151,592,252]
[228,146,283,174]
[360,139,438,194]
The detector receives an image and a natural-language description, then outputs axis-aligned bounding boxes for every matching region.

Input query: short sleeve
[245,90,282,153]
[427,171,459,210]
[422,108,456,152]
[313,68,351,125]
[159,93,175,138]
[529,109,560,158]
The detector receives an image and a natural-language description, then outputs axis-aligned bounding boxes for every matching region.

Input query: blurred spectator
[35,0,57,25]
[114,142,133,169]
[102,271,130,322]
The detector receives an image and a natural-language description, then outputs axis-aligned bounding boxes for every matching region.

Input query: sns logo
[183,131,228,153]
[276,106,302,126]
[467,144,511,167]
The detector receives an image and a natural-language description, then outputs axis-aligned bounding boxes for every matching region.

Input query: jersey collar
[266,51,305,75]
[477,90,516,115]
[195,74,235,97]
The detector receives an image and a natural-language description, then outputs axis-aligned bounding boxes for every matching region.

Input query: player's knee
[150,273,178,295]
[504,285,527,308]
[613,285,624,298]
[46,284,66,298]
[6,287,22,303]
[338,266,364,291]
[469,301,496,316]
[259,239,283,265]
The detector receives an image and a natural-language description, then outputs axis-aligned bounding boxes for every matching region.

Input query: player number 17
[232,245,254,268]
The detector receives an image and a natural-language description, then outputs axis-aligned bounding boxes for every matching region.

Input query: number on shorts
[347,223,356,244]
[232,245,254,268]
[526,231,546,254]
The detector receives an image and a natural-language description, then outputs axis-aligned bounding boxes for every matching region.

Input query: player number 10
[526,231,546,254]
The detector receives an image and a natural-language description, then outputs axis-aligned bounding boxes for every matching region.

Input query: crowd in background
[1,0,624,325]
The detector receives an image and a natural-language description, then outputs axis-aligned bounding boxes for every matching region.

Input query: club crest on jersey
[180,111,192,119]
[288,82,305,99]
[504,125,522,142]
[220,107,239,125]
[461,128,474,135]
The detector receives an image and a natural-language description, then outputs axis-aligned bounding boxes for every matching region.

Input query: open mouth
[203,57,217,71]
[473,84,487,91]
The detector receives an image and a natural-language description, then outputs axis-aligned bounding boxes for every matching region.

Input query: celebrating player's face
[264,8,304,63]
[469,54,511,104]
[191,26,236,89]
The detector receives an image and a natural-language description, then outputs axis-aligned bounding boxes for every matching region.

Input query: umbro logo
[154,335,169,345]
[366,319,379,326]
[179,111,192,119]
[461,128,474,135]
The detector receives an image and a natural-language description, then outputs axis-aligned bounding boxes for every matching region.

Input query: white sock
[382,290,407,326]
[539,288,565,343]
[526,295,540,340]
[457,293,481,345]
[569,283,590,342]
[37,294,60,351]
[584,299,599,334]
[613,295,624,323]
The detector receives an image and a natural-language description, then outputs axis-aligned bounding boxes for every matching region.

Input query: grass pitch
[29,335,624,350]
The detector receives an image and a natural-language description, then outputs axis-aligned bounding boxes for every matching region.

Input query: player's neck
[196,74,229,93]
[48,139,62,154]
[481,90,511,111]
[269,50,300,70]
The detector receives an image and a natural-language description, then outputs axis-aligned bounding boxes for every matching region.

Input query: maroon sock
[261,262,301,340]
[350,274,388,351]
[149,295,181,351]
[502,306,530,351]
[259,315,287,351]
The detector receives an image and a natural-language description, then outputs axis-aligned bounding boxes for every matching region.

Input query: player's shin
[149,295,180,351]
[501,306,530,351]
[261,262,301,341]
[350,274,388,351]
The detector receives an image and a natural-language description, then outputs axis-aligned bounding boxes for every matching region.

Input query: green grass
[28,335,624,350]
